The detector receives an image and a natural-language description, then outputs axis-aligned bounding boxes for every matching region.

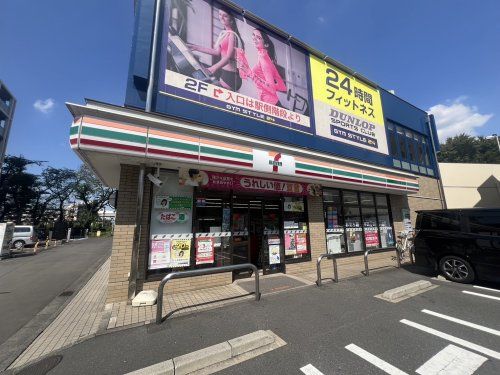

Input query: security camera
[147,173,163,187]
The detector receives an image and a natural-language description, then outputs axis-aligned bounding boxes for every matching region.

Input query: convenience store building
[68,0,445,303]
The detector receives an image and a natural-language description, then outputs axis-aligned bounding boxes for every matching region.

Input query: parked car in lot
[12,225,38,251]
[414,208,500,283]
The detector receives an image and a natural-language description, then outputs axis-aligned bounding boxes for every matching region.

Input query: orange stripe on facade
[82,116,147,134]
[199,137,252,153]
[148,128,199,143]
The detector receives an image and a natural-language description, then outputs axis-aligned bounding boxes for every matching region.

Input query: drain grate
[14,355,62,375]
[59,291,73,297]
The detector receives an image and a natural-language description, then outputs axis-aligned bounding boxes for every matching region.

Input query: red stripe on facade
[148,148,199,160]
[296,170,332,179]
[80,139,146,153]
[69,138,78,145]
[332,175,362,184]
[200,155,253,168]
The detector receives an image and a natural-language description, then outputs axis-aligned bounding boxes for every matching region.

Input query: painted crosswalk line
[400,319,500,360]
[416,344,487,375]
[422,309,500,336]
[345,343,409,375]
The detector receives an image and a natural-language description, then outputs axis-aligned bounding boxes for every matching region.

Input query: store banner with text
[160,0,312,133]
[310,55,388,154]
[180,170,322,196]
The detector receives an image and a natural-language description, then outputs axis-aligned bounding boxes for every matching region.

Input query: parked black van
[414,208,500,283]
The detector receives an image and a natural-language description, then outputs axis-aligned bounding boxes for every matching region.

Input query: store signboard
[310,55,388,154]
[160,0,312,134]
[179,170,322,196]
[196,237,215,265]
[157,211,189,224]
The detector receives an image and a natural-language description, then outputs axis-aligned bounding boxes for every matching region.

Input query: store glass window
[323,190,395,255]
[345,205,365,252]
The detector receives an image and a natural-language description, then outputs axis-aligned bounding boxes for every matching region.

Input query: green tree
[41,167,78,222]
[74,165,114,229]
[0,155,42,223]
[438,134,500,163]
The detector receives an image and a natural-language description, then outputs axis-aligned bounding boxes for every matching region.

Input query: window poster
[170,239,191,267]
[196,237,215,265]
[364,230,379,248]
[295,232,308,254]
[284,232,296,255]
[149,239,172,270]
[269,244,281,265]
[326,233,342,254]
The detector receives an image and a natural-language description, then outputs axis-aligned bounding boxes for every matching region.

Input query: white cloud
[428,97,493,141]
[317,16,326,23]
[33,98,55,114]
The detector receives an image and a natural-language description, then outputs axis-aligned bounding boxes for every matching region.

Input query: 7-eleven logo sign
[253,150,295,175]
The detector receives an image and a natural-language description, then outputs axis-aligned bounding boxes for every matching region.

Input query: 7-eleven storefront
[68,100,440,304]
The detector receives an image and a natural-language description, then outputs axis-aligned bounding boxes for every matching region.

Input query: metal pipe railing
[156,263,260,324]
[364,248,401,276]
[316,253,338,287]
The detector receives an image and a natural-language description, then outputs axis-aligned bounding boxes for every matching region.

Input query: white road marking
[400,319,500,360]
[473,285,500,293]
[422,309,500,336]
[462,290,500,301]
[300,364,325,375]
[345,344,409,375]
[416,344,487,375]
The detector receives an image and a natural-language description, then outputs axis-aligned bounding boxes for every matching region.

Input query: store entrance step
[237,274,308,294]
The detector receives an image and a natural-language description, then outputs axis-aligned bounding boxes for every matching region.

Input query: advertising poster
[310,55,388,154]
[284,232,296,255]
[364,230,380,248]
[196,237,215,265]
[269,244,281,265]
[170,239,191,267]
[284,197,305,212]
[326,234,342,254]
[160,0,312,133]
[295,233,308,254]
[149,239,172,269]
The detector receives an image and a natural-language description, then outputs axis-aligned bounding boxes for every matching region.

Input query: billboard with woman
[159,0,312,134]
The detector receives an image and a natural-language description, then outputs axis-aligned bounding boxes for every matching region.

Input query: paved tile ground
[9,251,401,369]
[10,258,110,369]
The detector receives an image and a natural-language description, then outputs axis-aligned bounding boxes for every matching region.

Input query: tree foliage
[0,155,114,229]
[438,134,500,163]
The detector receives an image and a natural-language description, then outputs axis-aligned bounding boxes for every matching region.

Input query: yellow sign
[310,55,388,154]
[170,239,191,267]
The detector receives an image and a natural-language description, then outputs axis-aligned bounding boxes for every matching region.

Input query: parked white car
[12,225,38,250]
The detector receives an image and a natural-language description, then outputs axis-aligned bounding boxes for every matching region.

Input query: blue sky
[1,0,498,171]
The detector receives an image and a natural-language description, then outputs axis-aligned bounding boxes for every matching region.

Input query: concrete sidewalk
[8,250,400,369]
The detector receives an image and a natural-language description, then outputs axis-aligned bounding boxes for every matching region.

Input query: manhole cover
[14,355,62,375]
[59,291,73,297]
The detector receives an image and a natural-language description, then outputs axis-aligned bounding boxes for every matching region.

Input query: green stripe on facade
[149,137,198,152]
[296,162,331,174]
[200,145,252,161]
[387,178,406,186]
[332,169,362,179]
[407,182,419,188]
[362,174,386,183]
[69,126,79,136]
[81,126,146,144]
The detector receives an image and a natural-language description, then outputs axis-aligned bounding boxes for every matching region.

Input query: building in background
[0,81,16,170]
[68,0,445,304]
[440,163,500,208]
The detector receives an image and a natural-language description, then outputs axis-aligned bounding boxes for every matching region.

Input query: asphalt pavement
[27,265,499,375]
[0,237,111,370]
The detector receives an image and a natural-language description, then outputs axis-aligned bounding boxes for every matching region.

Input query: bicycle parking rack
[316,253,338,287]
[156,263,260,324]
[364,248,401,277]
